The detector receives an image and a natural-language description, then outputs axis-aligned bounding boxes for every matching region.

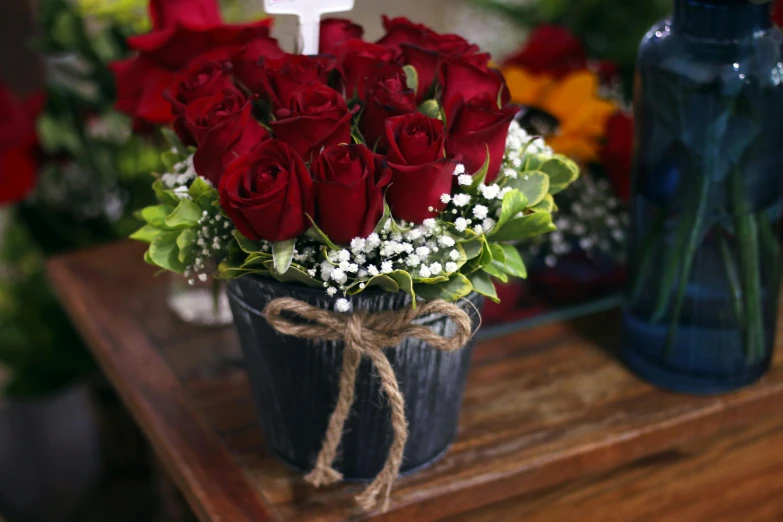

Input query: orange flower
[502,67,616,163]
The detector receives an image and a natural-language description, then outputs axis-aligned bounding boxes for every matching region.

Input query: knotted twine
[263,297,474,512]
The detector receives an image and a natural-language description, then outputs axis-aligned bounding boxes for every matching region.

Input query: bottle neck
[673,0,771,39]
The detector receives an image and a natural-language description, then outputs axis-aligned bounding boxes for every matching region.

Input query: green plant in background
[470,0,670,95]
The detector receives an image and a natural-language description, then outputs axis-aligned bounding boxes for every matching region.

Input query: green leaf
[507,170,549,206]
[418,99,442,120]
[403,65,419,95]
[388,271,416,304]
[189,176,217,207]
[165,198,202,228]
[374,202,392,235]
[176,229,197,264]
[148,232,186,273]
[470,146,491,189]
[161,150,179,172]
[272,239,296,275]
[541,156,580,195]
[153,180,181,207]
[161,127,188,157]
[468,271,499,302]
[530,194,555,213]
[500,244,527,278]
[495,190,529,231]
[140,205,174,228]
[130,224,163,244]
[415,273,473,302]
[483,262,509,283]
[261,260,321,287]
[461,238,483,260]
[348,274,400,295]
[305,215,340,250]
[234,231,264,254]
[491,212,556,242]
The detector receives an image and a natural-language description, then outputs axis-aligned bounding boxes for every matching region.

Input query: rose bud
[359,63,417,149]
[269,83,357,163]
[219,139,315,242]
[440,57,510,117]
[312,144,392,245]
[445,94,518,183]
[184,89,270,185]
[384,113,458,223]
[252,54,337,109]
[376,16,435,48]
[320,18,364,56]
[335,39,401,99]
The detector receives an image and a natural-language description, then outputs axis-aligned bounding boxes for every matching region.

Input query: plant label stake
[264,0,355,55]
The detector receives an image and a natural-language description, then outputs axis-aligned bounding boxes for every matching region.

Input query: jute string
[264,297,474,512]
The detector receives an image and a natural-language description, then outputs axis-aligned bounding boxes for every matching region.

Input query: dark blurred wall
[0,0,43,94]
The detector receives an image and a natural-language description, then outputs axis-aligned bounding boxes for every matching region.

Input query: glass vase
[623,0,783,393]
[167,275,233,327]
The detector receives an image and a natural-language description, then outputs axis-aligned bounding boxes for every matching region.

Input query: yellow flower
[502,67,617,163]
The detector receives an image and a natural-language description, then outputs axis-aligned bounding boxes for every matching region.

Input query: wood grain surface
[48,240,783,521]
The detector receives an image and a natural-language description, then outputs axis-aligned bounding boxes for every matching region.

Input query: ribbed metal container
[227,275,483,481]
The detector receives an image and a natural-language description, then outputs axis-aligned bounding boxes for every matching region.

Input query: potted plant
[128,6,579,511]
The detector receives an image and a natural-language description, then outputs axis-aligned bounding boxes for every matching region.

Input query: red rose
[774,0,783,28]
[251,54,337,109]
[312,144,391,244]
[270,83,356,162]
[503,25,587,78]
[0,86,44,204]
[359,63,417,148]
[593,60,620,87]
[440,58,510,117]
[183,89,270,185]
[165,59,235,144]
[335,39,400,99]
[400,33,488,102]
[230,37,286,91]
[445,94,518,183]
[219,139,314,242]
[376,16,435,48]
[600,111,634,202]
[384,113,457,223]
[148,0,221,29]
[111,0,272,129]
[320,18,364,56]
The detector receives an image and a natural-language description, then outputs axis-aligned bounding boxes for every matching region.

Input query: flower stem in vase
[663,172,712,358]
[731,169,765,365]
[719,233,746,341]
[627,212,667,308]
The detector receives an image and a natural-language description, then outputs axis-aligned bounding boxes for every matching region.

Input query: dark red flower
[183,89,270,185]
[335,39,400,99]
[111,0,273,129]
[249,54,337,109]
[148,0,222,30]
[593,60,620,87]
[376,16,435,48]
[0,85,44,204]
[219,139,314,242]
[445,94,518,183]
[440,58,510,117]
[600,111,634,202]
[320,18,364,56]
[400,32,486,102]
[384,113,457,223]
[773,0,783,28]
[359,63,417,148]
[269,83,356,162]
[312,144,391,244]
[503,25,587,78]
[230,36,286,91]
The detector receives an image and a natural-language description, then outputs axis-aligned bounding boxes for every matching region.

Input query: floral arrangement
[500,26,632,267]
[128,5,579,306]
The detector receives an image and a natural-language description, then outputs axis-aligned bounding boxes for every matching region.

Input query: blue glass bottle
[623,0,783,393]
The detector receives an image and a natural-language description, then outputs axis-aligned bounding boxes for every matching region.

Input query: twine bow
[263,297,474,512]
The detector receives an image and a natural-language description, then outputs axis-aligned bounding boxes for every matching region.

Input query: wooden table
[48,241,783,522]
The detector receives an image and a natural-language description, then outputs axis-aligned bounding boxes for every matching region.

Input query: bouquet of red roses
[130,9,579,305]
